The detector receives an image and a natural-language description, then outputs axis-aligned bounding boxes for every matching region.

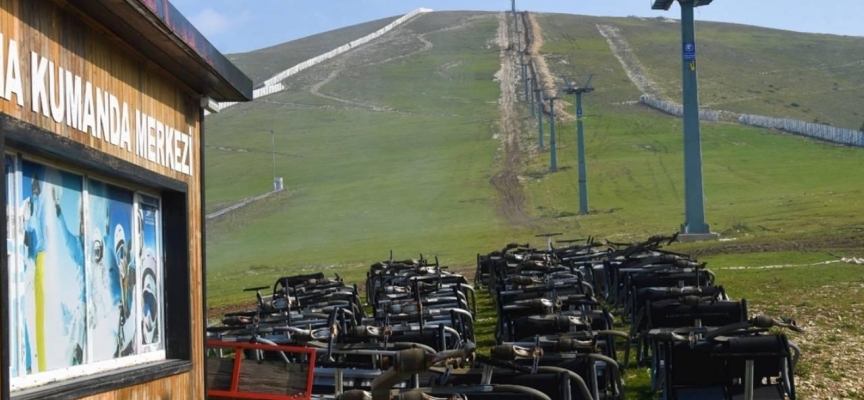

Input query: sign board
[683,42,696,61]
[0,30,196,177]
[577,108,583,118]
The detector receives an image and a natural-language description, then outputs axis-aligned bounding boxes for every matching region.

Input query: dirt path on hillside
[524,13,573,122]
[206,144,298,158]
[489,13,529,225]
[596,24,665,99]
[258,98,377,113]
[307,14,493,112]
[309,67,404,113]
[434,60,463,80]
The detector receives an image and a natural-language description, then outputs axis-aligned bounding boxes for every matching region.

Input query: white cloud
[190,7,249,37]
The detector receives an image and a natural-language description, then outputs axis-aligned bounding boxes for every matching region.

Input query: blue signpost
[563,75,594,215]
[653,0,718,240]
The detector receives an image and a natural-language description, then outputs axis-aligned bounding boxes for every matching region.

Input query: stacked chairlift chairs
[206,235,805,400]
[580,233,802,400]
[478,237,626,400]
[209,255,573,399]
[477,233,805,400]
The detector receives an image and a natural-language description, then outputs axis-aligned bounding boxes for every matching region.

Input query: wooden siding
[77,371,191,400]
[2,0,204,397]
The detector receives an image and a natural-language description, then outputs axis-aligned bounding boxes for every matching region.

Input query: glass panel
[136,194,161,350]
[8,156,165,385]
[6,154,19,378]
[19,159,87,373]
[86,179,136,361]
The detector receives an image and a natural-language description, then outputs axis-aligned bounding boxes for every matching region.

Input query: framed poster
[7,155,167,388]
[6,154,19,377]
[87,179,137,361]
[19,159,87,373]
[136,194,162,352]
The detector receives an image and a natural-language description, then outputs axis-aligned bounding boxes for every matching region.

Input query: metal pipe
[587,353,625,397]
[535,366,594,400]
[537,89,544,149]
[789,340,801,372]
[575,92,588,214]
[550,97,557,171]
[595,330,631,369]
[492,384,553,400]
[305,341,437,355]
[255,337,292,364]
[744,359,755,400]
[678,0,710,234]
[335,368,344,394]
[370,348,427,400]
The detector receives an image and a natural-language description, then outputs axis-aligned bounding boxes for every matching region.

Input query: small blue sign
[683,42,696,61]
[577,108,583,117]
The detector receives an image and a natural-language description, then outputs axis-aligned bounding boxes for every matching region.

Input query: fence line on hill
[638,95,719,122]
[738,114,864,147]
[638,95,863,146]
[209,8,433,114]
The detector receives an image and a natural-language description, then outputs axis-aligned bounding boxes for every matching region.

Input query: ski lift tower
[535,85,544,149]
[652,0,719,241]
[563,75,595,215]
[543,90,559,172]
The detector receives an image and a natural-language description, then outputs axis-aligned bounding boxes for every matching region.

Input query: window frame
[0,114,193,399]
[5,152,168,391]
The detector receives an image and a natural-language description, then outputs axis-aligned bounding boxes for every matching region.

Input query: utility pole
[270,130,276,181]
[536,87,544,149]
[547,93,558,172]
[652,0,718,240]
[521,47,528,102]
[511,0,517,49]
[575,93,588,214]
[563,75,594,215]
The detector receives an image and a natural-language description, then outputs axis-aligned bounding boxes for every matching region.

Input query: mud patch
[490,13,530,225]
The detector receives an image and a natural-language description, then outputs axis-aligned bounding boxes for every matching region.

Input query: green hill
[204,11,864,398]
[203,9,864,308]
[226,15,401,85]
[205,10,864,294]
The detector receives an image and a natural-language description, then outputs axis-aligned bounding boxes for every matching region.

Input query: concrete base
[678,232,721,243]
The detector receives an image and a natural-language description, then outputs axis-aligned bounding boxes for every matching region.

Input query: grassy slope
[533,14,864,398]
[205,12,864,398]
[610,16,864,130]
[206,12,864,306]
[206,12,511,306]
[522,13,864,241]
[226,16,401,85]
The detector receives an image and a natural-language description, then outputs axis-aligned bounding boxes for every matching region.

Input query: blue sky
[170,0,862,54]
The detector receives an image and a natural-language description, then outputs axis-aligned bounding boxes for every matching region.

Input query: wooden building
[0,0,252,398]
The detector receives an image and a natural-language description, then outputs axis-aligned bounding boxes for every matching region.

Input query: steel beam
[576,93,588,214]
[679,0,711,234]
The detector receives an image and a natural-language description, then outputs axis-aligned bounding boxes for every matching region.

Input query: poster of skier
[19,159,87,373]
[137,194,161,350]
[6,155,19,377]
[87,179,137,361]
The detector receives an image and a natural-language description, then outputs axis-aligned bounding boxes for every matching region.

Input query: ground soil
[524,13,573,122]
[690,230,864,258]
[490,13,529,225]
[595,23,664,99]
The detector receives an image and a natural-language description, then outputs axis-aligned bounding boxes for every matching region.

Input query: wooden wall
[2,0,204,397]
[77,372,191,400]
